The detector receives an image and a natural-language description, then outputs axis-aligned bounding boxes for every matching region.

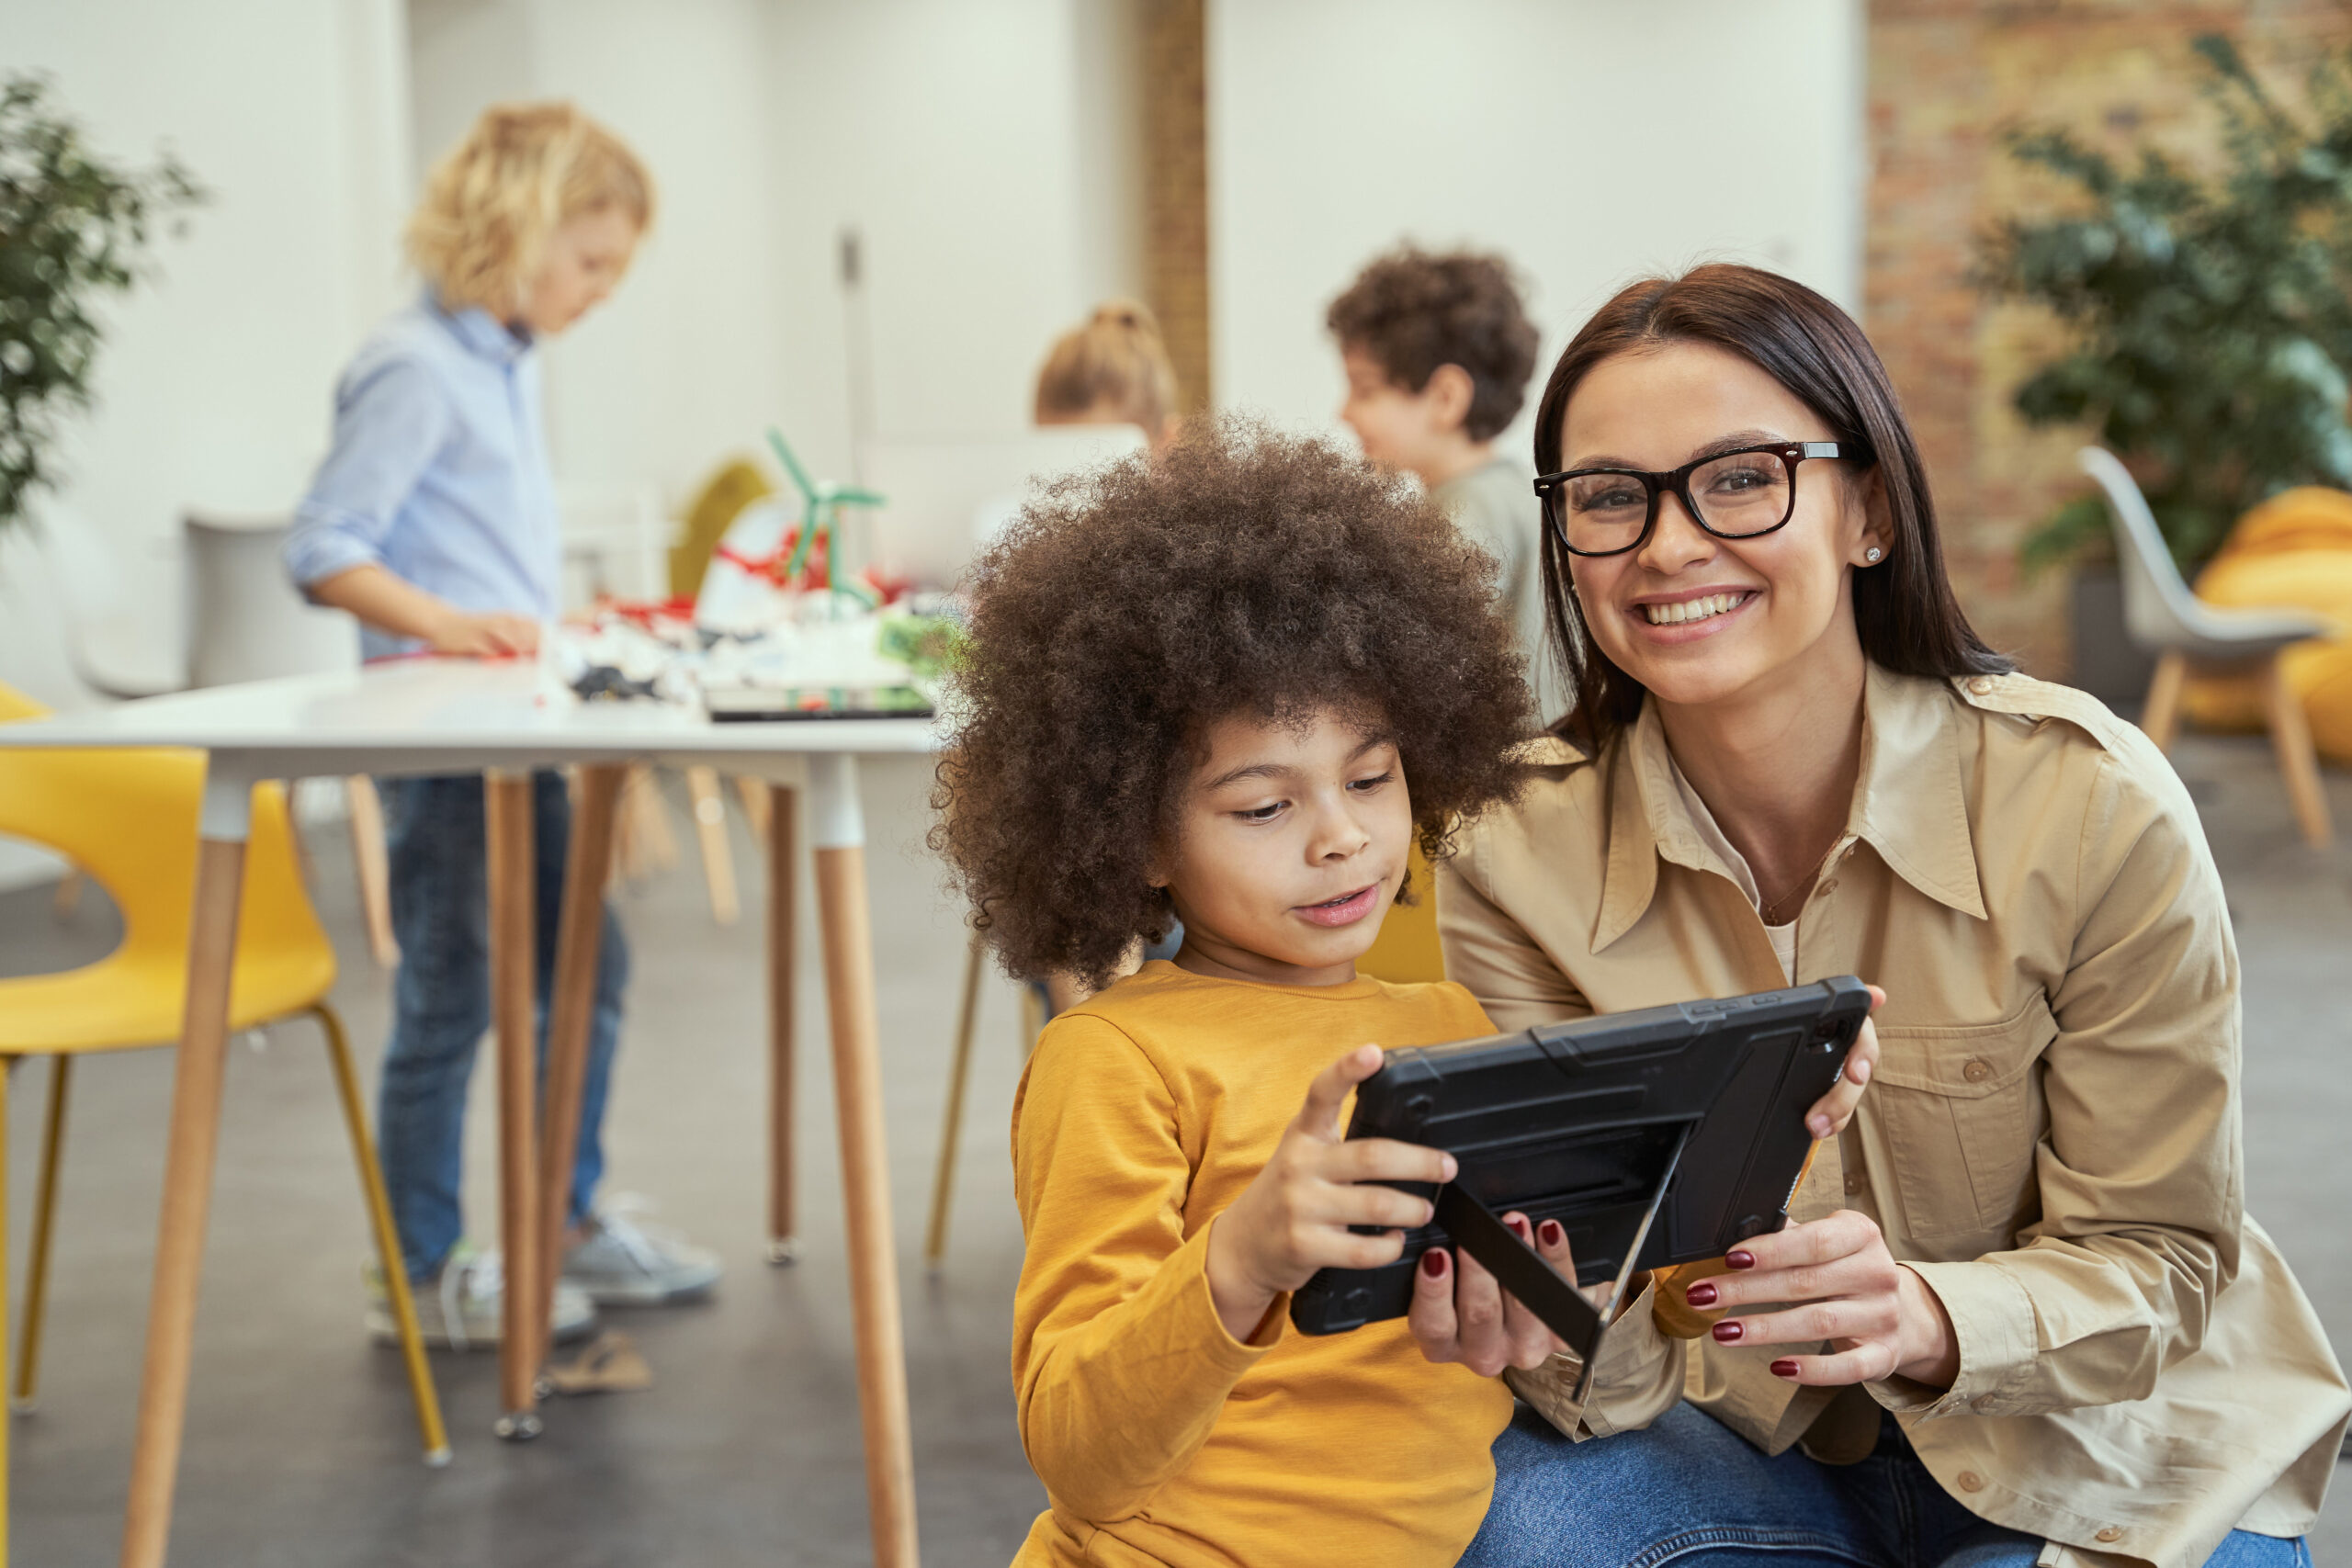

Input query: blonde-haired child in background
[1033,298,1181,450]
[284,102,720,1349]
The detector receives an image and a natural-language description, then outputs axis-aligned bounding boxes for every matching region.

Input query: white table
[0,658,936,1568]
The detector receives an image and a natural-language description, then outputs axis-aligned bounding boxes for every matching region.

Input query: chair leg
[2259,657,2335,849]
[923,931,989,1269]
[685,766,740,926]
[346,777,400,968]
[2139,652,2187,751]
[311,1005,450,1466]
[736,775,771,846]
[13,1057,71,1415]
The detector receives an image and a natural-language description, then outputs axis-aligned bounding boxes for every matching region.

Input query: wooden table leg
[808,755,918,1566]
[766,784,800,1264]
[535,765,625,1362]
[485,772,543,1441]
[119,777,251,1568]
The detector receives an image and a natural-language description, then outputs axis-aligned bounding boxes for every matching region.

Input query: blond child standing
[284,103,718,1348]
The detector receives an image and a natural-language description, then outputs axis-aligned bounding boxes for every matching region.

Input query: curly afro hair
[1327,245,1540,443]
[933,417,1534,988]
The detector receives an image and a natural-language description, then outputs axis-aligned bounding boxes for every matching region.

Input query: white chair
[2076,447,2335,846]
[37,512,400,959]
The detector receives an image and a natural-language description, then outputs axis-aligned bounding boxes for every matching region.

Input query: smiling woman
[1442,265,2350,1568]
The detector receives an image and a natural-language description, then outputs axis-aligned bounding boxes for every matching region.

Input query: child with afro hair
[934,420,1577,1566]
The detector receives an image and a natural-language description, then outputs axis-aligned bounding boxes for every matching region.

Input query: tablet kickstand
[1568,1122,1692,1409]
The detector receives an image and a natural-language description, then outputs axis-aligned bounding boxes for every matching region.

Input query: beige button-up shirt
[1437,665,2349,1568]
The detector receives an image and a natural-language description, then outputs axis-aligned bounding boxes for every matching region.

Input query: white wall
[1207,0,1866,454]
[406,0,1149,505]
[0,0,410,709]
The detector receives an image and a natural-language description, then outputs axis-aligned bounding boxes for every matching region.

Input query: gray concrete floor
[0,739,2346,1566]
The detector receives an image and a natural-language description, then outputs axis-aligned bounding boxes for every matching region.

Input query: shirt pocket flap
[1871,997,2055,1098]
[1870,997,2058,1238]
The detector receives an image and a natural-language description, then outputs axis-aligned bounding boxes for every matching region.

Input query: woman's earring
[1864,547,1883,563]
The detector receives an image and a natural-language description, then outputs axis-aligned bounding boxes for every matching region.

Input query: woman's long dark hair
[1533,265,2010,754]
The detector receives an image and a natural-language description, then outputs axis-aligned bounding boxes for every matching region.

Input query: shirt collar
[1589,662,1987,953]
[429,291,531,366]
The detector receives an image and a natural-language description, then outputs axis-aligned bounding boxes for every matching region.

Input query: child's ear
[1425,363,1476,436]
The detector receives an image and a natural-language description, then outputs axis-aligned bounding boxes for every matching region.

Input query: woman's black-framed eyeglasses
[1532,442,1850,558]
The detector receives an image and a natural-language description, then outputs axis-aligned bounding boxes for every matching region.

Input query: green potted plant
[1,73,205,539]
[1980,35,2352,697]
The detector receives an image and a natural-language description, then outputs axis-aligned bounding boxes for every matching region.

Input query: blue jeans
[378,772,628,1281]
[1460,1402,2309,1568]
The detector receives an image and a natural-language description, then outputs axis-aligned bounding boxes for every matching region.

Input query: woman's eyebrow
[1566,428,1791,471]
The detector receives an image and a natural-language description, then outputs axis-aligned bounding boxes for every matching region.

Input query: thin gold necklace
[1756,838,1845,927]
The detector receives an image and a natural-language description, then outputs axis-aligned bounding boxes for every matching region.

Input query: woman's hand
[1802,983,1884,1139]
[1681,1208,1958,1389]
[1407,1212,1598,1375]
[1204,1043,1457,1344]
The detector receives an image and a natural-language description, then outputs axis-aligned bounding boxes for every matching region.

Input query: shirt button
[1815,878,1838,897]
[1971,1394,1996,1413]
[2097,1529,2124,1544]
[1957,1471,1985,1493]
[1844,1171,1863,1193]
[1968,677,1995,695]
[1962,1058,1994,1084]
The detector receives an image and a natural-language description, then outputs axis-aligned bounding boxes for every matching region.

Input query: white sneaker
[366,1244,598,1352]
[561,1196,723,1305]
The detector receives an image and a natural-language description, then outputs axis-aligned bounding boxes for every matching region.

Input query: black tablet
[1290,976,1869,1362]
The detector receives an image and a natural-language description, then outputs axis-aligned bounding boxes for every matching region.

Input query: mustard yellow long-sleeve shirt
[1009,961,1514,1567]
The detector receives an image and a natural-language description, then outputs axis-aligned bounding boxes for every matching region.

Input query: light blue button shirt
[285,294,560,660]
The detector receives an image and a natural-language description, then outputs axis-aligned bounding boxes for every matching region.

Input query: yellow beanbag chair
[2182,488,2352,762]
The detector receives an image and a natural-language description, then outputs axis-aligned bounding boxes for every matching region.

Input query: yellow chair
[0,683,447,1556]
[1356,841,1446,986]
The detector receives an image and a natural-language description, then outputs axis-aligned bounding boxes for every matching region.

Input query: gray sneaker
[366,1244,598,1352]
[561,1197,723,1305]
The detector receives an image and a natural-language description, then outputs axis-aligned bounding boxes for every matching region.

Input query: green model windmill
[764,426,885,614]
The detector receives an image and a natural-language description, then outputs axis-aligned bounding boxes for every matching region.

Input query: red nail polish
[1420,1248,1446,1278]
[1770,1359,1802,1379]
[1684,1281,1717,1307]
[1725,1249,1755,1270]
[1538,1220,1564,1247]
[1711,1320,1744,1343]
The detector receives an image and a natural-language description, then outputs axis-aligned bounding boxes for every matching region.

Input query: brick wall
[1864,1,2348,677]
[1144,0,1211,414]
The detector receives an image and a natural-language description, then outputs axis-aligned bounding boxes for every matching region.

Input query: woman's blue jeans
[378,772,628,1281]
[1460,1402,2310,1568]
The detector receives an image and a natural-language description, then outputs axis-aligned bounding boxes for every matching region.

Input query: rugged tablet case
[1289,976,1869,1356]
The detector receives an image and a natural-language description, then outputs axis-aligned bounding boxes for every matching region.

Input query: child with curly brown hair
[1329,245,1556,721]
[934,421,1575,1566]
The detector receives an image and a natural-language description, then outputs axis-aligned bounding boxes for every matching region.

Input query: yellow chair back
[0,682,335,1047]
[669,457,775,601]
[1357,841,1446,986]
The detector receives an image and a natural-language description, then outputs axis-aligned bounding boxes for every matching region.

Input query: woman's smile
[1624,585,1761,643]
